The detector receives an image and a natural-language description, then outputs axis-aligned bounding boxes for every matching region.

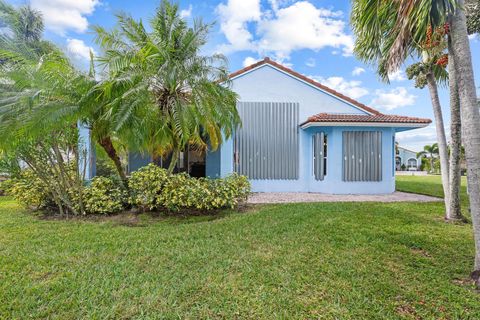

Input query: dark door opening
[154,147,206,177]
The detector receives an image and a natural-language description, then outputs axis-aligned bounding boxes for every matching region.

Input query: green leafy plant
[6,170,53,210]
[83,177,126,214]
[128,163,169,211]
[129,164,250,213]
[160,172,251,212]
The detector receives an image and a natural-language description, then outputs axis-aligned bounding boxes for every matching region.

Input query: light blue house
[82,58,431,194]
[396,146,421,171]
[202,58,430,194]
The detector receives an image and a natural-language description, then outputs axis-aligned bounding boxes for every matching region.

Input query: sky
[8,0,480,152]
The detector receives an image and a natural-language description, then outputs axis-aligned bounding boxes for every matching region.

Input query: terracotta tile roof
[229,57,382,115]
[300,113,432,126]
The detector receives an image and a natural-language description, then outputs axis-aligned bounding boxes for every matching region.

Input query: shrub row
[6,164,250,215]
[129,164,250,212]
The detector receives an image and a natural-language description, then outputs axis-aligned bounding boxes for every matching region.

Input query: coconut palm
[92,0,240,172]
[351,0,453,219]
[354,0,480,280]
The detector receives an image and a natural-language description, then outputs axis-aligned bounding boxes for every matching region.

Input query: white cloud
[66,38,95,61]
[388,69,407,81]
[216,0,353,58]
[180,5,192,18]
[396,125,441,152]
[371,87,416,111]
[257,1,353,57]
[31,0,100,35]
[310,75,369,99]
[352,67,365,76]
[243,56,260,67]
[305,58,316,67]
[216,0,261,52]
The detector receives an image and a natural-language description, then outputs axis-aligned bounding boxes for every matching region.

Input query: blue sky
[9,0,480,151]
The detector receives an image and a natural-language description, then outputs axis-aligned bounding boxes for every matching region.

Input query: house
[85,58,431,194]
[395,146,421,171]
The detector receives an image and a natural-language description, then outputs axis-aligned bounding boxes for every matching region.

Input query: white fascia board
[300,122,429,129]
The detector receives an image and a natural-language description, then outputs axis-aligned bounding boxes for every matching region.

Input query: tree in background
[417,143,440,174]
[92,0,240,172]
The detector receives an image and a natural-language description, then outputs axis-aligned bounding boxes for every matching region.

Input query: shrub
[160,173,201,211]
[129,163,169,211]
[160,172,251,212]
[83,177,126,214]
[7,170,53,210]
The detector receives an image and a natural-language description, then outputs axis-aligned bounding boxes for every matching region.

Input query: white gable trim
[229,64,373,116]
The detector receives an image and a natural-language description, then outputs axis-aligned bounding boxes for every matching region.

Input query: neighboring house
[83,58,431,194]
[395,146,421,171]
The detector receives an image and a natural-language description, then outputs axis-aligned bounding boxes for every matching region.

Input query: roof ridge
[228,57,383,116]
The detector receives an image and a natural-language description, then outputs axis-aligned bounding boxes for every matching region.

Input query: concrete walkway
[247,191,441,204]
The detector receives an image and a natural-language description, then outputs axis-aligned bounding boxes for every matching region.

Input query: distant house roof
[229,57,431,127]
[397,146,419,154]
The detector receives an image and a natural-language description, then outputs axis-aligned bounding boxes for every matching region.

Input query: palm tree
[417,143,439,173]
[0,0,45,45]
[92,0,240,172]
[360,0,480,280]
[351,0,453,218]
[448,0,480,278]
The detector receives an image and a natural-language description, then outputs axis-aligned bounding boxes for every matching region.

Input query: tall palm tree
[366,0,480,280]
[351,0,453,218]
[417,143,439,173]
[448,0,480,279]
[92,0,240,172]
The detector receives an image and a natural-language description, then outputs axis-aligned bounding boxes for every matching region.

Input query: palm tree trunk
[97,136,128,188]
[425,72,451,216]
[167,149,179,174]
[449,0,480,278]
[447,34,463,221]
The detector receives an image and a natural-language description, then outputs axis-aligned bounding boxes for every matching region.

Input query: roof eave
[300,121,431,129]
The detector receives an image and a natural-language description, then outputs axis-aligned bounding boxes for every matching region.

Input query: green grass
[396,175,470,215]
[1,192,480,319]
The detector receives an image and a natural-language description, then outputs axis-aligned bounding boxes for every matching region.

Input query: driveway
[247,191,442,204]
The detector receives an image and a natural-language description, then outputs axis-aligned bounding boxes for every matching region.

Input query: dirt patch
[395,304,419,319]
[410,248,432,258]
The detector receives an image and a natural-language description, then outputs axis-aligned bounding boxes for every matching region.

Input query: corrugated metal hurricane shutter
[234,102,299,180]
[342,131,382,182]
[313,132,325,181]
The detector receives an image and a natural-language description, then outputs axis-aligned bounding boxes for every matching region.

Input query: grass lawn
[396,175,470,215]
[1,177,480,319]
